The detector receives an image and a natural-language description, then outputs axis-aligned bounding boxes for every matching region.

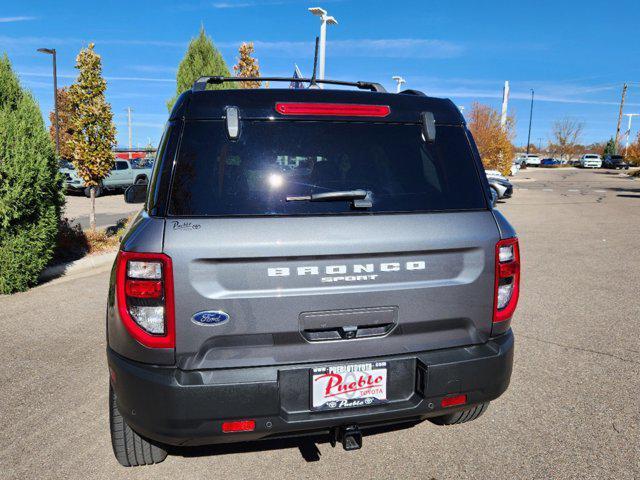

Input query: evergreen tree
[167,27,233,111]
[67,43,117,230]
[233,42,261,88]
[0,54,63,293]
[603,137,616,156]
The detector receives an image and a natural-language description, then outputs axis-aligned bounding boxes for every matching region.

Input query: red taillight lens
[493,238,520,329]
[115,251,175,349]
[441,394,467,408]
[275,102,390,117]
[125,280,163,299]
[222,420,256,433]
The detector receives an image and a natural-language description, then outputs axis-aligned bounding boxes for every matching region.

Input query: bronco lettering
[267,261,425,277]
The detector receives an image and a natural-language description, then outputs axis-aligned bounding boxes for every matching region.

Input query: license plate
[311,362,388,411]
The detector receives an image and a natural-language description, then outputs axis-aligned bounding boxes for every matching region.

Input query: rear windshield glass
[168,121,486,216]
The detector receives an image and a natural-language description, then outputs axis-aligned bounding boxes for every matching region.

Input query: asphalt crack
[518,333,640,365]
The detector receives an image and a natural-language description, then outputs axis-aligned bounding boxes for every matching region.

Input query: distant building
[114,147,156,160]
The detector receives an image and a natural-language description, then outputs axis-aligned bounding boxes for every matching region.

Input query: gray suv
[107,77,519,466]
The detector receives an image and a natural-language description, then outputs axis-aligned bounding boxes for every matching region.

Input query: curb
[39,251,117,283]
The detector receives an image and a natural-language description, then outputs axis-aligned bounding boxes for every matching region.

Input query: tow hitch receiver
[336,425,362,451]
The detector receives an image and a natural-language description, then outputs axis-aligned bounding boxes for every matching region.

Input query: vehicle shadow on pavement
[606,186,640,192]
[605,187,640,198]
[168,421,419,463]
[170,437,324,463]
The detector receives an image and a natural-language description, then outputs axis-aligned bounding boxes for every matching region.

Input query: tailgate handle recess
[300,306,398,342]
[303,322,395,341]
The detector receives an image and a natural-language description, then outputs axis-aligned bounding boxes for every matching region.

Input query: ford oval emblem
[191,311,230,326]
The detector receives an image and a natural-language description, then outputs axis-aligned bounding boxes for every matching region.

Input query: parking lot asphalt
[0,168,638,479]
[63,191,141,229]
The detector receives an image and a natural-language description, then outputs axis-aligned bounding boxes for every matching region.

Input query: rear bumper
[107,330,514,447]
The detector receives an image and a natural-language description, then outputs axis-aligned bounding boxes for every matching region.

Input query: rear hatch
[163,98,500,370]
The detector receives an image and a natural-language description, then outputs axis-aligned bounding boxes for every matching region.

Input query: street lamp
[308,7,338,81]
[392,76,406,93]
[623,113,640,151]
[37,47,60,157]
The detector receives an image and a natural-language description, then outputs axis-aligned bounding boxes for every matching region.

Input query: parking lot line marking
[568,189,580,192]
[594,190,606,193]
[543,188,553,191]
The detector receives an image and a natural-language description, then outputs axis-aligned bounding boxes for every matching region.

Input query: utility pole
[126,107,133,160]
[526,89,534,156]
[500,81,510,128]
[308,7,338,81]
[37,48,59,156]
[392,76,406,93]
[623,113,640,151]
[614,83,627,153]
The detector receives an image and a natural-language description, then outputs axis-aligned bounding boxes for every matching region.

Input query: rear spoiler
[192,76,387,93]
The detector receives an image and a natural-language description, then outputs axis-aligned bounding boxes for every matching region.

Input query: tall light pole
[392,76,406,93]
[37,48,59,157]
[126,107,133,159]
[623,113,640,151]
[614,83,627,152]
[500,80,510,128]
[526,89,534,156]
[308,7,338,81]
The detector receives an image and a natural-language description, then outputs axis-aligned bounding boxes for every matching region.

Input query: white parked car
[523,154,541,166]
[579,154,602,168]
[485,169,505,179]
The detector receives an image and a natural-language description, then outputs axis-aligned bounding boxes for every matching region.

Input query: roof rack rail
[192,76,387,93]
[399,89,426,96]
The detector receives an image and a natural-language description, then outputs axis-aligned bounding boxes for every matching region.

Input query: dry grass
[52,216,132,265]
[84,228,123,254]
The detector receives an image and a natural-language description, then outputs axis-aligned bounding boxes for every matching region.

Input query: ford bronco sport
[107,76,519,467]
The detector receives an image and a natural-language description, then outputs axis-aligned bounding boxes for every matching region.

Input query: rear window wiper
[286,189,372,208]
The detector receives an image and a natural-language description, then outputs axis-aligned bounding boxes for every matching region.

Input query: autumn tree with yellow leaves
[625,131,640,166]
[67,43,116,230]
[49,87,75,160]
[467,102,515,176]
[233,42,261,89]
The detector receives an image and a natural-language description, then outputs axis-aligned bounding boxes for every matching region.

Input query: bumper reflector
[222,420,256,433]
[441,394,467,408]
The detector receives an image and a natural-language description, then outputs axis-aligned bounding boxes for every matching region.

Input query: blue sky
[2,0,640,148]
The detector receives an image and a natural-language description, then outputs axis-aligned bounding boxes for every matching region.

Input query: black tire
[429,402,489,426]
[109,385,167,467]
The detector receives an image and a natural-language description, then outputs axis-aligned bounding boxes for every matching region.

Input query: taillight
[275,102,390,117]
[115,251,175,349]
[493,238,520,334]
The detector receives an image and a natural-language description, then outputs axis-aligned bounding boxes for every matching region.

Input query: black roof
[170,87,464,125]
